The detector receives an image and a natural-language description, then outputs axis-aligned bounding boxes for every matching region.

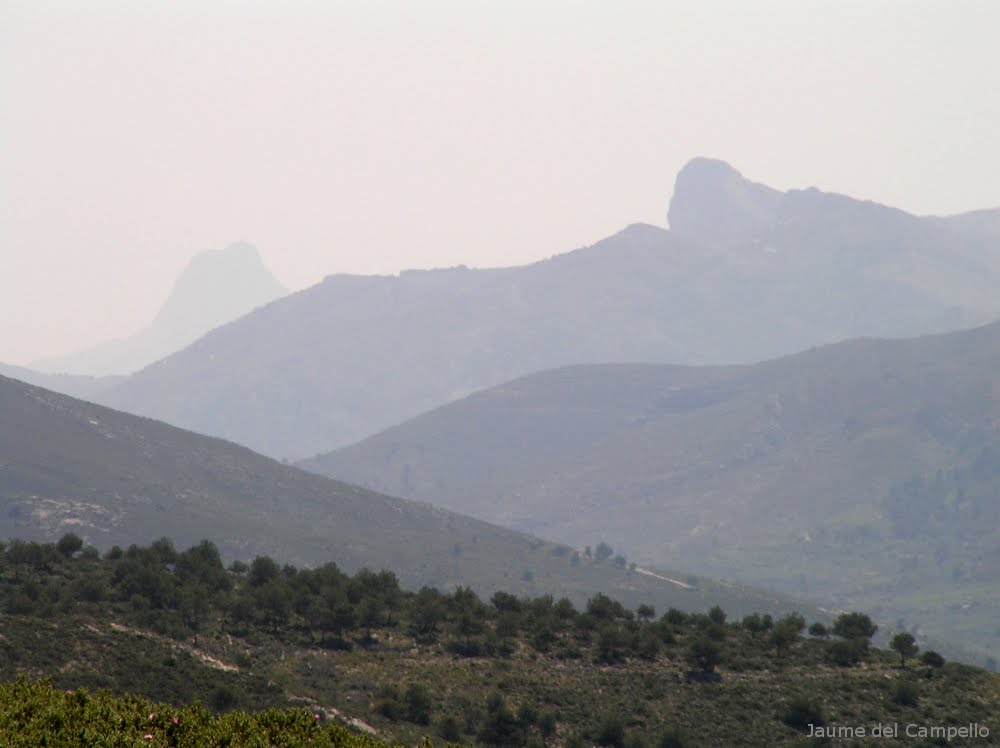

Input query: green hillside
[0,373,824,626]
[2,537,997,747]
[302,321,1000,665]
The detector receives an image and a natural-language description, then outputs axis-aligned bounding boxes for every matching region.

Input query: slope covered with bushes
[1,536,997,746]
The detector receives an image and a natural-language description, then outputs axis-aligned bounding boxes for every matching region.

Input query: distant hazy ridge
[97,159,1000,458]
[303,320,1000,664]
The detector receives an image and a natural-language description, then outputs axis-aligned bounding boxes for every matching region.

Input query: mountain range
[92,159,1000,459]
[9,156,1000,666]
[301,319,1000,665]
[32,242,287,376]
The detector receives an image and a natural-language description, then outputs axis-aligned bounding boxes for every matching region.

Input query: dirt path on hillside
[633,566,696,589]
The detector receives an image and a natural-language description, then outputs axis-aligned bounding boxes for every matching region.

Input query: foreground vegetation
[1,536,998,745]
[0,679,386,747]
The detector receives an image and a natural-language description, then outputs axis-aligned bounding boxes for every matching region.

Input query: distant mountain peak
[152,242,287,329]
[33,242,287,376]
[677,156,743,180]
[667,157,782,245]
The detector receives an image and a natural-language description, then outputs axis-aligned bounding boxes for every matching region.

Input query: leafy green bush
[0,679,387,747]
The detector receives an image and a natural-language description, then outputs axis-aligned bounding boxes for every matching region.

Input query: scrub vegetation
[1,536,997,746]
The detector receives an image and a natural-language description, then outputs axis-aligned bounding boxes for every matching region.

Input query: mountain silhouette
[33,242,287,376]
[96,160,1000,458]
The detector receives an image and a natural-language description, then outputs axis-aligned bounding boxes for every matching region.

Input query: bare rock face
[667,157,782,245]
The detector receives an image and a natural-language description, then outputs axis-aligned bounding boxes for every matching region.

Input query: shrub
[209,685,238,712]
[478,693,523,747]
[826,638,868,667]
[404,683,432,725]
[685,637,721,672]
[769,623,798,653]
[890,632,918,666]
[537,711,557,738]
[832,612,877,641]
[0,680,364,748]
[920,650,945,668]
[636,604,655,622]
[595,714,626,747]
[742,613,764,636]
[707,605,727,625]
[663,608,688,626]
[439,714,462,741]
[596,626,628,665]
[56,533,83,558]
[377,696,404,721]
[447,637,485,657]
[625,735,646,748]
[808,622,829,638]
[637,631,661,661]
[778,612,805,633]
[891,679,919,707]
[657,727,687,748]
[782,696,825,731]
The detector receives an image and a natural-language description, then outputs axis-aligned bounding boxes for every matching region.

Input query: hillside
[2,537,996,747]
[97,159,1000,459]
[929,207,1000,242]
[0,361,123,400]
[0,372,822,624]
[302,320,1000,665]
[32,242,287,376]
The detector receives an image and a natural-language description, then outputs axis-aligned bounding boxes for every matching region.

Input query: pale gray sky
[2,0,999,365]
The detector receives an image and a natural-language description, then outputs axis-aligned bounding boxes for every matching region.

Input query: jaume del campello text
[808,722,989,741]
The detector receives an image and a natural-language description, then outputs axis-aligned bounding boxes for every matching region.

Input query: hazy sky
[2,0,999,365]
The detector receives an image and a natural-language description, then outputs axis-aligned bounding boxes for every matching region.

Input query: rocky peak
[667,157,782,245]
